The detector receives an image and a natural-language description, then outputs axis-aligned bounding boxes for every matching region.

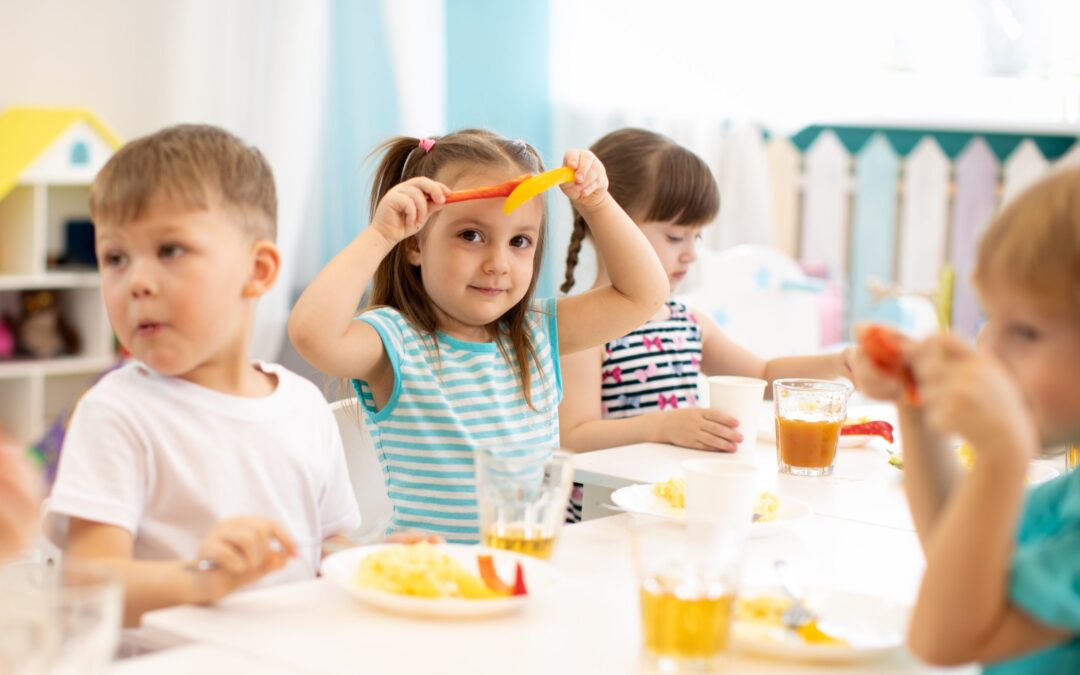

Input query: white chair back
[330,399,393,544]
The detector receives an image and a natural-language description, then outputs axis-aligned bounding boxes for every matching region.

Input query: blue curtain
[319,0,401,267]
[446,1,554,296]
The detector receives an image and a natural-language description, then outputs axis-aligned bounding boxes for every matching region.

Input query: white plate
[885,455,1060,484]
[734,588,908,664]
[1027,461,1060,484]
[757,410,888,448]
[610,484,812,538]
[321,544,558,619]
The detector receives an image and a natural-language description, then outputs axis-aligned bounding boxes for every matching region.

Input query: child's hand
[195,517,297,601]
[909,334,1038,461]
[0,443,41,561]
[560,150,609,209]
[658,408,743,452]
[385,530,444,545]
[370,177,451,244]
[851,326,912,402]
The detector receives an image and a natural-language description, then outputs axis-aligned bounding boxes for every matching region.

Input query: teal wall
[446,1,554,296]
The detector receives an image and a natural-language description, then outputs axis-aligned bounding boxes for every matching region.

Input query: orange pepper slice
[476,554,512,595]
[503,166,576,214]
[859,325,920,405]
[443,175,530,204]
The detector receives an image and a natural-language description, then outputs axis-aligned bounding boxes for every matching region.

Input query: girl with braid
[559,128,860,453]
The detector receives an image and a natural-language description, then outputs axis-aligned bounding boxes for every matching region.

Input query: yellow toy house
[0,107,122,441]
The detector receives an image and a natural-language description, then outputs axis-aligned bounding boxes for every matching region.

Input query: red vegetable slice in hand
[841,420,894,443]
[441,175,531,204]
[859,325,921,405]
[512,561,528,597]
[477,554,512,595]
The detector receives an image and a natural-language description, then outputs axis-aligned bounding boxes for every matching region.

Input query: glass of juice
[474,447,573,560]
[773,379,853,477]
[629,516,744,672]
[1067,444,1080,473]
[0,560,123,675]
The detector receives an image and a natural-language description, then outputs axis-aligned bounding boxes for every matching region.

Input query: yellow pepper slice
[503,166,576,214]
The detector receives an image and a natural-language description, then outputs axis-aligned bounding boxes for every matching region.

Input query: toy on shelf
[16,290,80,359]
[0,317,14,359]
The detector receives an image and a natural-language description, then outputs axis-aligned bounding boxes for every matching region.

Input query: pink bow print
[636,363,659,383]
[672,335,687,349]
[602,367,622,384]
[657,394,678,410]
[642,336,664,351]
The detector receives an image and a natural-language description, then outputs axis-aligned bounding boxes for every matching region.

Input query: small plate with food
[611,478,812,538]
[759,410,895,449]
[733,588,908,663]
[321,542,558,619]
[887,442,1060,484]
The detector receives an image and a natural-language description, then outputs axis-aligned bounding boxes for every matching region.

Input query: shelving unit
[0,108,122,442]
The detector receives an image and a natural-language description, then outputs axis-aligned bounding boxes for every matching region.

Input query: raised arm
[555,151,668,356]
[288,178,450,380]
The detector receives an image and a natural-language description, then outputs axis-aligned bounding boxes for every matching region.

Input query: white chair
[680,244,824,359]
[330,399,393,544]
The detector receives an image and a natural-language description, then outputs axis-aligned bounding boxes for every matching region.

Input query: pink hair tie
[418,138,436,153]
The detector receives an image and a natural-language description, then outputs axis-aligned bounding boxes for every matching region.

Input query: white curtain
[168,1,331,361]
[0,0,332,363]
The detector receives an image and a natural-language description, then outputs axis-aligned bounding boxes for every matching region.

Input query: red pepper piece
[859,325,921,405]
[841,420,894,443]
[442,175,531,204]
[512,561,528,597]
[477,554,512,595]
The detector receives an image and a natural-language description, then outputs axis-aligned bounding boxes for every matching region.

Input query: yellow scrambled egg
[355,543,501,600]
[651,478,780,522]
[736,595,848,646]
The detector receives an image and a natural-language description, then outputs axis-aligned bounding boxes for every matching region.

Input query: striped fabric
[353,299,562,543]
[601,300,702,419]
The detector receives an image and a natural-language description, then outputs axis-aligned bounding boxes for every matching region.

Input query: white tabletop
[139,514,972,674]
[110,643,306,674]
[574,439,918,531]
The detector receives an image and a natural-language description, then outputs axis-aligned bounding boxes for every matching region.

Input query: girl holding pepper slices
[558,128,861,453]
[289,129,668,543]
[855,166,1080,674]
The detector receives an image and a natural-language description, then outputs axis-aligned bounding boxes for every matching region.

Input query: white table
[574,439,917,530]
[139,514,971,674]
[110,644,306,675]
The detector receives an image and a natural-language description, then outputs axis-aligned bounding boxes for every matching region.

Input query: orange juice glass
[1067,444,1080,473]
[629,517,744,672]
[773,379,852,477]
[474,448,573,560]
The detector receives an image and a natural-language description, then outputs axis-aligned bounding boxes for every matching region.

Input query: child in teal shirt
[856,166,1080,672]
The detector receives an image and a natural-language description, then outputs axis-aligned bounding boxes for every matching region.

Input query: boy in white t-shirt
[45,124,362,626]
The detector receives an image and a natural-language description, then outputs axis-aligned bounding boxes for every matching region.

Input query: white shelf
[0,271,100,290]
[0,355,116,379]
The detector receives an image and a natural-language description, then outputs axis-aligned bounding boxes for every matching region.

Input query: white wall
[0,0,185,138]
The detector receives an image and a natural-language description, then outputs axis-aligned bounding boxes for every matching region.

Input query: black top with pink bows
[600,301,703,419]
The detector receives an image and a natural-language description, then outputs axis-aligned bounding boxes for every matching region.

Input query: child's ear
[404,235,422,267]
[242,240,280,298]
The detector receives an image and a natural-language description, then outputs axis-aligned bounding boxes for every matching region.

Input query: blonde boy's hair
[975,166,1080,313]
[90,124,277,241]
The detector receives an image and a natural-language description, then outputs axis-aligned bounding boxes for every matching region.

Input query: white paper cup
[682,459,759,529]
[707,376,767,454]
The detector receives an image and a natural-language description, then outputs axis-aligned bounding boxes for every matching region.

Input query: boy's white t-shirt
[44,361,361,585]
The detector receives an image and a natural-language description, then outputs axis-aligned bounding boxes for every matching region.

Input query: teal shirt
[351,299,562,544]
[985,470,1080,674]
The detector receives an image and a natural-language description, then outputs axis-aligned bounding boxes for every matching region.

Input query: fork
[185,537,352,573]
[774,559,815,630]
